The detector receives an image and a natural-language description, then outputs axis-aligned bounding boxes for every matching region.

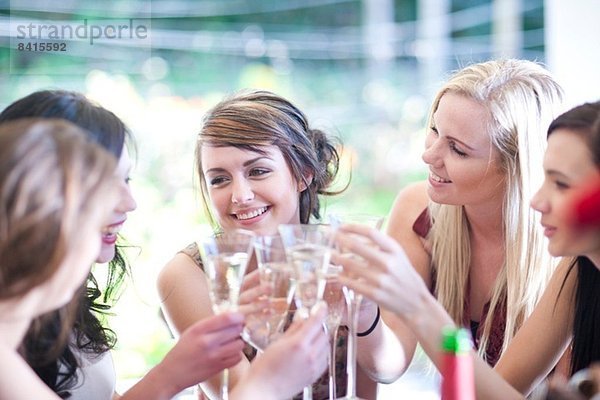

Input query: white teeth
[102,224,122,236]
[236,206,268,220]
[430,172,451,183]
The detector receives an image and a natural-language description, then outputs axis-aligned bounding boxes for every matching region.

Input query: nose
[530,185,549,214]
[422,136,443,168]
[231,178,254,204]
[116,181,137,213]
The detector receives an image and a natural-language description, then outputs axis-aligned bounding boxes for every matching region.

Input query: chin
[96,245,116,264]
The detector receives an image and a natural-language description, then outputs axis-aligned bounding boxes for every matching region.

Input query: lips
[102,220,125,244]
[541,223,557,238]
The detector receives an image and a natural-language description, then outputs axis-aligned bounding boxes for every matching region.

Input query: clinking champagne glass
[242,235,296,352]
[329,214,384,400]
[199,229,255,400]
[321,264,345,400]
[278,224,337,400]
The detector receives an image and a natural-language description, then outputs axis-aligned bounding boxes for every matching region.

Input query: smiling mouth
[430,172,451,183]
[234,206,269,220]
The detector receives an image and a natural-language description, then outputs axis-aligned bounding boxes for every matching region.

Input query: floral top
[180,242,348,399]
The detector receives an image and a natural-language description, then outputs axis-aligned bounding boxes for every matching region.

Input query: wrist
[407,290,452,334]
[357,306,380,337]
[232,369,277,400]
[145,363,181,399]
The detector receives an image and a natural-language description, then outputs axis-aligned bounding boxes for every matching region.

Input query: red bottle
[441,327,475,400]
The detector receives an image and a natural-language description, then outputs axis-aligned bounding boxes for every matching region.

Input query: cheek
[208,190,228,214]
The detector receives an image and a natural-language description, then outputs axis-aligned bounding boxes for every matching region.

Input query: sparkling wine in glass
[329,214,384,400]
[243,235,295,352]
[278,224,337,400]
[199,229,255,400]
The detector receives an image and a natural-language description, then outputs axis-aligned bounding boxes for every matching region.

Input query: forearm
[119,365,181,400]
[199,361,250,400]
[356,318,407,382]
[403,293,522,400]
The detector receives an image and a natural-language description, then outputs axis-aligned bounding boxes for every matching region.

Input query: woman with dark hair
[0,118,120,399]
[158,89,403,399]
[335,101,600,399]
[0,90,136,399]
[3,90,331,400]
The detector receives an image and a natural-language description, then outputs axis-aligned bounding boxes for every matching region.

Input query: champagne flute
[329,214,384,400]
[242,235,295,352]
[278,223,337,400]
[321,264,345,400]
[199,229,255,400]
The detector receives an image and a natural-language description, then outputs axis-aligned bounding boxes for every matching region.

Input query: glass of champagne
[321,264,345,400]
[278,223,337,400]
[243,235,295,352]
[198,229,255,400]
[329,214,384,400]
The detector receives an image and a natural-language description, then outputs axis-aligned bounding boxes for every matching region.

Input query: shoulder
[390,181,429,217]
[388,181,429,233]
[386,181,432,285]
[157,247,205,301]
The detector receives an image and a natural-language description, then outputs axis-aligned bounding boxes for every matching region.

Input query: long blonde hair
[427,59,564,361]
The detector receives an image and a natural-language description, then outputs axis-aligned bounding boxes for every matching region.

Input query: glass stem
[303,385,313,400]
[328,326,339,400]
[345,288,362,398]
[221,368,229,400]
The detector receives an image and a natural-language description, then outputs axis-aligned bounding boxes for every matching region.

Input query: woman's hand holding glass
[150,312,246,396]
[278,223,336,400]
[199,229,255,400]
[328,214,383,400]
[240,235,295,352]
[232,303,330,400]
[332,224,429,320]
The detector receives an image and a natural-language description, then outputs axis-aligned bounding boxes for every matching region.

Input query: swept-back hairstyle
[426,59,564,361]
[0,90,130,397]
[196,89,344,226]
[0,118,117,300]
[548,101,600,374]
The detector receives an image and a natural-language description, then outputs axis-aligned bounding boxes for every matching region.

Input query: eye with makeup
[208,175,230,187]
[248,167,271,178]
[553,179,571,191]
[449,141,468,157]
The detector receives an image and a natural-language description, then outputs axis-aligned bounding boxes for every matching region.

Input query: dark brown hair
[196,89,345,225]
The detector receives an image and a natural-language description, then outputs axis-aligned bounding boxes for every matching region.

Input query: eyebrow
[445,135,475,151]
[205,156,273,174]
[546,169,570,180]
[432,115,475,151]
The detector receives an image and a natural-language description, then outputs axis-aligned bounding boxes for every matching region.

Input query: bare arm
[157,253,250,399]
[494,258,575,395]
[380,181,433,376]
[335,224,524,400]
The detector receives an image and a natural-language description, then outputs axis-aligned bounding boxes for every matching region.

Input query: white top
[59,348,116,400]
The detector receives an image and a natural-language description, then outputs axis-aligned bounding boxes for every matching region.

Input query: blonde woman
[336,102,600,399]
[334,59,564,374]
